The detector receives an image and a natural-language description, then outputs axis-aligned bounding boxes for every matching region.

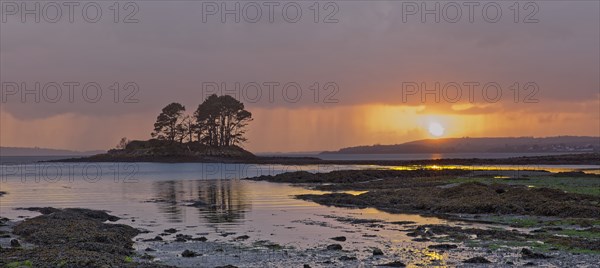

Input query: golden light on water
[387,165,599,173]
[429,165,442,170]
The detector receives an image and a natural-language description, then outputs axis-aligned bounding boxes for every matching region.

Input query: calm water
[0,162,449,256]
[0,152,586,165]
[0,155,85,164]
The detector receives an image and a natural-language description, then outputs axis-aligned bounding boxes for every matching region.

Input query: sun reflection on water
[420,249,447,268]
[387,164,599,174]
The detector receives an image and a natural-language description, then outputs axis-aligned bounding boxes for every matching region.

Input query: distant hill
[0,147,105,157]
[321,136,600,154]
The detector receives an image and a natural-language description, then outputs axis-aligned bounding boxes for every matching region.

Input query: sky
[1,1,599,152]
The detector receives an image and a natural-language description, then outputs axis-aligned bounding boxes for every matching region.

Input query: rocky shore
[2,204,598,267]
[0,208,174,267]
[246,168,600,263]
[247,169,600,217]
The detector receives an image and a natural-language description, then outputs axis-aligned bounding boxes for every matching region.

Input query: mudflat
[247,167,600,263]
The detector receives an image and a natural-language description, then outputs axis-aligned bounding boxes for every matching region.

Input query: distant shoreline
[45,153,600,166]
[322,136,600,155]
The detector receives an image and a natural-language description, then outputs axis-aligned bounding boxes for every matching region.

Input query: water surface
[1,161,598,266]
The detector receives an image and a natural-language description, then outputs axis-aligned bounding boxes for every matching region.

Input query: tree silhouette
[116,137,130,149]
[194,95,252,147]
[150,96,252,147]
[179,115,197,143]
[151,102,186,143]
[194,94,220,146]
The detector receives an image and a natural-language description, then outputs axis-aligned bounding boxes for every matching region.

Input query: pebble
[10,239,21,247]
[181,249,199,257]
[326,244,343,250]
[330,236,346,242]
[463,256,491,263]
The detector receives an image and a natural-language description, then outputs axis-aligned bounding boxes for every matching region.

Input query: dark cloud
[0,1,597,151]
[2,1,598,119]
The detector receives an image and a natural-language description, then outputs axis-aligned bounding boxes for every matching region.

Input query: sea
[0,153,598,265]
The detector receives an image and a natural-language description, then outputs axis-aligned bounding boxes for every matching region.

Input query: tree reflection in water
[152,180,183,222]
[152,179,249,224]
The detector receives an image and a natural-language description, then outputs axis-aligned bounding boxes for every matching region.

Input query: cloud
[0,1,598,150]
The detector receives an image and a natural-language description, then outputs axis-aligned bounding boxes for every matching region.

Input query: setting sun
[428,122,445,137]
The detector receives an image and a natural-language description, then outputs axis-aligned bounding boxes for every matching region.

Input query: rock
[234,235,250,241]
[303,265,311,268]
[215,265,238,268]
[427,244,458,250]
[10,239,21,247]
[5,208,145,266]
[164,228,178,234]
[326,244,343,250]
[520,248,552,259]
[373,248,384,256]
[463,256,491,263]
[339,256,357,261]
[376,261,406,267]
[145,247,156,252]
[143,236,163,242]
[192,236,208,242]
[406,227,435,238]
[66,208,121,221]
[16,207,60,215]
[524,262,536,266]
[330,236,347,242]
[141,253,155,260]
[181,249,198,257]
[220,232,236,237]
[175,234,192,242]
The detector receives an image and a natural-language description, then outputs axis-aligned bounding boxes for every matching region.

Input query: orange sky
[1,1,599,152]
[2,99,598,152]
